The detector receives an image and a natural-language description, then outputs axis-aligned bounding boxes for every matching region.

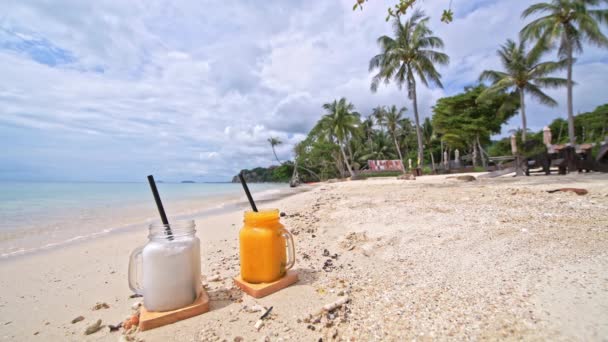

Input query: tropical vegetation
[479,39,567,142]
[521,0,608,144]
[248,2,607,183]
[369,10,449,167]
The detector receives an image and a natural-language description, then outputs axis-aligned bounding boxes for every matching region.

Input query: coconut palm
[313,98,361,178]
[267,137,283,164]
[370,10,449,167]
[360,131,397,162]
[421,117,437,170]
[384,105,408,173]
[372,106,387,131]
[479,39,568,142]
[361,116,376,152]
[521,0,608,144]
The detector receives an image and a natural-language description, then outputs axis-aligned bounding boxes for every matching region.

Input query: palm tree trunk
[429,150,436,172]
[410,80,424,167]
[472,140,478,168]
[336,151,344,178]
[297,165,321,181]
[272,147,281,164]
[392,135,406,174]
[290,159,299,187]
[519,88,527,142]
[477,135,487,168]
[339,142,355,178]
[347,142,355,166]
[440,140,444,167]
[566,43,575,145]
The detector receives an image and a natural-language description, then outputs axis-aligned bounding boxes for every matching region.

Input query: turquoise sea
[0,181,286,258]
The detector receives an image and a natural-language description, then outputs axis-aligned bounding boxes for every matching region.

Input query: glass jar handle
[281,229,296,270]
[128,245,144,295]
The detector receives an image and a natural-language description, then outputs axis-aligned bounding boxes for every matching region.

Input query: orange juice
[239,209,295,283]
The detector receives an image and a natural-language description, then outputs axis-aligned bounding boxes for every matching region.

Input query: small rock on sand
[207,275,222,282]
[71,316,84,324]
[456,175,476,182]
[84,319,102,335]
[92,302,110,310]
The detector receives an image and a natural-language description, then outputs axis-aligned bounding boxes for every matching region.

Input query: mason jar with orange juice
[239,209,295,283]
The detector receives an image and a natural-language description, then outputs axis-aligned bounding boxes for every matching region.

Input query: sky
[1,0,606,182]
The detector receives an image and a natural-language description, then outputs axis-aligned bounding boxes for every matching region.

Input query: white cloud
[0,0,606,181]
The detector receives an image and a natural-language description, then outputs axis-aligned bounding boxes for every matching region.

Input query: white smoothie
[141,236,201,312]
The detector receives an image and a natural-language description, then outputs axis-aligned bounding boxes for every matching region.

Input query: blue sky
[1,0,607,182]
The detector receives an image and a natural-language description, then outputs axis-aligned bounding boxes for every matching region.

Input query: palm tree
[421,117,437,170]
[384,105,408,173]
[370,10,449,167]
[313,98,361,178]
[521,0,608,144]
[398,117,416,157]
[372,106,387,131]
[267,137,283,164]
[361,116,376,152]
[479,39,568,142]
[360,131,397,162]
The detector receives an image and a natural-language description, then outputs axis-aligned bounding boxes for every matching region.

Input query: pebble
[208,275,222,282]
[92,302,110,310]
[245,304,264,313]
[84,319,102,335]
[71,316,85,324]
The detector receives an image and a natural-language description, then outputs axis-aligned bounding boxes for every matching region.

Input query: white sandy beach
[1,173,607,341]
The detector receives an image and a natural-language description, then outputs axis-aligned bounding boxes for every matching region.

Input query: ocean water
[0,181,286,258]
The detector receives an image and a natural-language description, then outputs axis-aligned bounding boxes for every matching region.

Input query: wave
[0,184,306,259]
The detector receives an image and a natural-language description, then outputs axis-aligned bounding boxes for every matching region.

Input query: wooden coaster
[233,270,298,298]
[139,290,209,331]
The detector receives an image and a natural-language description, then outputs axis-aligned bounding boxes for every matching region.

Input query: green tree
[370,10,449,167]
[421,117,437,170]
[384,105,408,172]
[371,106,387,132]
[361,116,376,152]
[267,137,283,164]
[433,85,519,166]
[521,0,608,144]
[397,117,417,160]
[313,98,362,178]
[479,39,567,142]
[294,137,341,181]
[359,131,397,162]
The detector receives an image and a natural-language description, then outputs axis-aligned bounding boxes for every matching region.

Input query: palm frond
[479,70,509,83]
[520,15,557,42]
[533,76,569,88]
[521,2,557,19]
[525,83,558,106]
[369,8,448,97]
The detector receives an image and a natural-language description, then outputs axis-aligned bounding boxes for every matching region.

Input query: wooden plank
[233,270,298,299]
[139,290,210,331]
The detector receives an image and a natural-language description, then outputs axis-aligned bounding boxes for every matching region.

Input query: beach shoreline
[0,172,607,341]
[0,182,307,260]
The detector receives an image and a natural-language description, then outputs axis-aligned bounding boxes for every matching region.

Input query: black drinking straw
[147,175,173,238]
[238,172,258,212]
